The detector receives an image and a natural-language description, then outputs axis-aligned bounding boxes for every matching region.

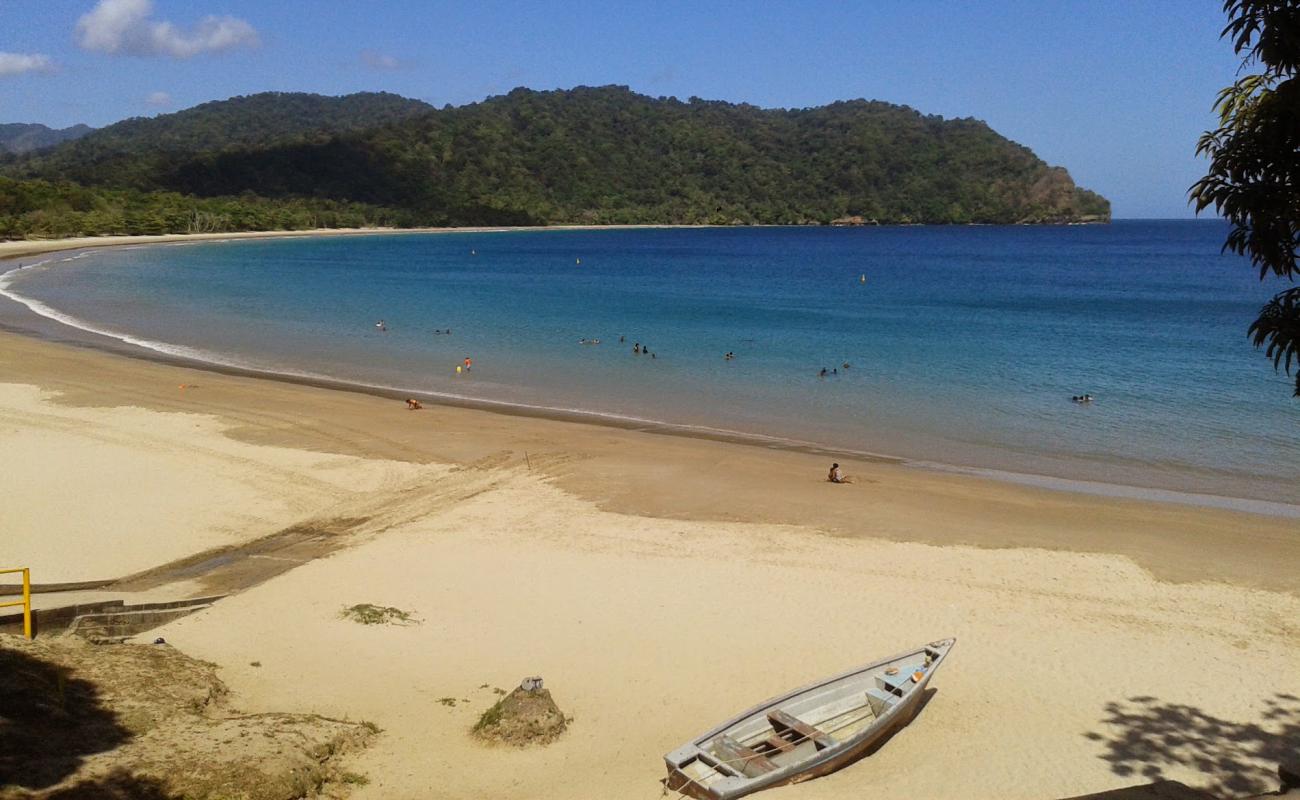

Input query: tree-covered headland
[1,86,1110,239]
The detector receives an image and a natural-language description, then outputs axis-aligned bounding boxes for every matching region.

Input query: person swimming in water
[375,320,387,332]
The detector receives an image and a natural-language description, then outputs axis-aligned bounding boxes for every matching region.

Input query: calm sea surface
[4,222,1298,508]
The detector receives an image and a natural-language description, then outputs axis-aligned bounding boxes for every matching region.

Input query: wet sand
[2,330,1296,594]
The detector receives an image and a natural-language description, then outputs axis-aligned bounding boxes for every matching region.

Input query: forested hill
[1,86,1109,237]
[7,92,433,187]
[0,123,93,155]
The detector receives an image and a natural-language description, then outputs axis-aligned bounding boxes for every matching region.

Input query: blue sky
[1,1,1243,218]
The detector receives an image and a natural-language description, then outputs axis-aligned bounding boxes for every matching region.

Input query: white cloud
[0,52,54,77]
[76,0,259,59]
[145,90,172,107]
[360,49,402,70]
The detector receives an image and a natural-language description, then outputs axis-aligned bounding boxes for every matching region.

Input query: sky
[0,0,1246,218]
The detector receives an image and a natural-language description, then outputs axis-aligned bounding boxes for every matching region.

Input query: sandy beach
[0,229,1295,798]
[2,308,1298,798]
[0,223,706,262]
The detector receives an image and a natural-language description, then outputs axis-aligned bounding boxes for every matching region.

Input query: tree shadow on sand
[1083,693,1300,797]
[0,645,133,791]
[40,769,177,799]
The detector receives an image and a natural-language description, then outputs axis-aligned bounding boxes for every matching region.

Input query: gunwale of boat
[664,638,955,800]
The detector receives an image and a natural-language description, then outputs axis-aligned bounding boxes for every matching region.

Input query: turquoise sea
[3,222,1297,510]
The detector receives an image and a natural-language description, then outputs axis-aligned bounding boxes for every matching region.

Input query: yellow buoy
[456,365,462,374]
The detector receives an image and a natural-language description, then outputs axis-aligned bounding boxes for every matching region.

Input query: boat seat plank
[712,734,778,777]
[764,735,796,754]
[767,709,836,750]
[866,687,898,717]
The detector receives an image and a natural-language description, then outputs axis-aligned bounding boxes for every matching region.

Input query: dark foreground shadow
[42,769,177,799]
[1083,693,1300,797]
[0,645,133,790]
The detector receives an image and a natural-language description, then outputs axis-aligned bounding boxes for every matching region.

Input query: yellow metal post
[0,567,33,639]
[22,568,31,639]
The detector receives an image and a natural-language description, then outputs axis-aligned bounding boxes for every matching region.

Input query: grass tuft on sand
[340,603,418,625]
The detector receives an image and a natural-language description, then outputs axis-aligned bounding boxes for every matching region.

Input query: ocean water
[3,222,1297,508]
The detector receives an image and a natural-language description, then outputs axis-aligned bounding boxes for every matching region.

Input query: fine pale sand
[0,223,701,262]
[0,228,426,262]
[1,303,1298,796]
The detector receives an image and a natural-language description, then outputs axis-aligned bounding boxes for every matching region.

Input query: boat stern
[664,745,751,800]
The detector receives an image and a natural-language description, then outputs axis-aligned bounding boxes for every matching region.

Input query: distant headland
[0,86,1109,239]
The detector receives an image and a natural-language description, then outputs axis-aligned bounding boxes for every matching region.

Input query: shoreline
[0,223,732,260]
[2,229,1296,521]
[3,342,1296,798]
[2,327,1297,594]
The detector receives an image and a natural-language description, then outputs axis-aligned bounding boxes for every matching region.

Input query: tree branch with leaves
[1190,0,1300,395]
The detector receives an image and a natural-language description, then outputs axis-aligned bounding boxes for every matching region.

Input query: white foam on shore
[4,253,1299,521]
[1,257,231,367]
[0,258,836,446]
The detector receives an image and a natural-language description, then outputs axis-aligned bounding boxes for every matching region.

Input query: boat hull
[663,638,954,800]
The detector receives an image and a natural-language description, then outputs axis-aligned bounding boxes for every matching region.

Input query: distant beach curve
[2,222,1297,515]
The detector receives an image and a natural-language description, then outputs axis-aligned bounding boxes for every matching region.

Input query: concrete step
[0,594,224,638]
[68,604,215,642]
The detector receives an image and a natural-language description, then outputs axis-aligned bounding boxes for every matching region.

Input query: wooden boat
[663,638,955,800]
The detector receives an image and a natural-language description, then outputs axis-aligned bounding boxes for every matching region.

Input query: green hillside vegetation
[0,123,93,155]
[0,177,406,240]
[1,86,1109,238]
[6,92,432,190]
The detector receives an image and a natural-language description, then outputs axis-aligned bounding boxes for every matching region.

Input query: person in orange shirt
[463,357,472,372]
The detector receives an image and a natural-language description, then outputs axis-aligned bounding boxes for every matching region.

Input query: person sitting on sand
[828,463,850,483]
[405,398,423,410]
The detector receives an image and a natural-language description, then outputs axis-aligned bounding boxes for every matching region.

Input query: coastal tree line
[1,86,1110,237]
[0,177,406,239]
